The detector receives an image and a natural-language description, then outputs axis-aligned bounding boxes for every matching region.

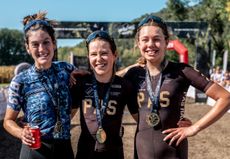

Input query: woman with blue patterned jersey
[4,11,75,159]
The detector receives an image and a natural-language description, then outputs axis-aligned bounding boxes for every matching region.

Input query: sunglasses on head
[86,30,114,45]
[138,15,166,28]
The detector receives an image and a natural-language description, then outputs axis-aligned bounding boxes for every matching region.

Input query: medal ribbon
[92,76,113,128]
[145,68,162,113]
[38,66,62,135]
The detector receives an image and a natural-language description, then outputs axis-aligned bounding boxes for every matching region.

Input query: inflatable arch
[167,39,188,64]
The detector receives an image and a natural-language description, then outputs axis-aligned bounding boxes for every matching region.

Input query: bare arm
[4,108,34,146]
[4,108,22,139]
[163,83,230,146]
[116,63,141,77]
[71,108,78,119]
[193,83,230,131]
[69,69,90,86]
[116,57,146,77]
[131,113,138,123]
[116,58,145,77]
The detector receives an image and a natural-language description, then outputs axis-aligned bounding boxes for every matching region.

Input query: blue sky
[0,0,167,46]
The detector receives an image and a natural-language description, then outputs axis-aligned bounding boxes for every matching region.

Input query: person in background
[225,78,230,91]
[210,66,223,84]
[4,11,75,159]
[119,15,230,159]
[71,30,139,159]
[221,71,230,90]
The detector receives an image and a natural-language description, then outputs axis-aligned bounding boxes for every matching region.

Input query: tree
[58,0,230,70]
[192,0,229,69]
[0,29,32,65]
[165,0,189,21]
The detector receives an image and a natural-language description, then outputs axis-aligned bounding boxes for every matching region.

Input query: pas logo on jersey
[138,75,146,90]
[85,83,94,97]
[110,84,121,96]
[111,84,121,89]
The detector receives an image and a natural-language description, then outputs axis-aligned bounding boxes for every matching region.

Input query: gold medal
[146,112,160,127]
[96,128,107,143]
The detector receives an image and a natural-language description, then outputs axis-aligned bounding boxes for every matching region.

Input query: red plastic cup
[29,126,41,149]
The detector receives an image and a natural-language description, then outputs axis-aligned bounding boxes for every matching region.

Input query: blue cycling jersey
[7,61,75,139]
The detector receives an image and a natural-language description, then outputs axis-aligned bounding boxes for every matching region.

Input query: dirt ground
[1,101,230,159]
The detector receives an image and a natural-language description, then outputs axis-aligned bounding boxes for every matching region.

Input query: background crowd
[210,66,230,91]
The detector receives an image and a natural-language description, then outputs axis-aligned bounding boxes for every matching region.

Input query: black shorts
[19,139,74,159]
[76,146,124,159]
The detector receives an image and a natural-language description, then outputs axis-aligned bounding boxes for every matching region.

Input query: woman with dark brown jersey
[71,30,139,159]
[121,15,230,159]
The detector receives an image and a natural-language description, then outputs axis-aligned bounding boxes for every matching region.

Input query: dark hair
[23,11,57,45]
[86,30,117,54]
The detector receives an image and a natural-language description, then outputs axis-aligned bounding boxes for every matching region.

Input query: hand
[20,126,35,146]
[69,69,90,87]
[162,125,199,146]
[177,117,192,127]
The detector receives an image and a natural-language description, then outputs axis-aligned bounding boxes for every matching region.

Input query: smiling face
[137,25,168,65]
[25,29,56,70]
[88,39,117,82]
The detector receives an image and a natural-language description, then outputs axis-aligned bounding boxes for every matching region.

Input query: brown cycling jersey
[124,61,213,159]
[71,74,138,159]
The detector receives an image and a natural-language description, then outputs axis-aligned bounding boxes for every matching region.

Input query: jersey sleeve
[70,76,83,109]
[54,61,77,73]
[182,64,214,92]
[7,75,23,111]
[65,62,77,73]
[124,79,139,115]
[123,66,136,81]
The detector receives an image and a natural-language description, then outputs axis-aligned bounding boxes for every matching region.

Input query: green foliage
[0,29,32,65]
[160,0,229,70]
[165,0,189,20]
[119,48,140,67]
[58,41,88,62]
[182,39,196,65]
[166,50,179,63]
[115,39,140,67]
[193,0,229,68]
[2,0,229,71]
